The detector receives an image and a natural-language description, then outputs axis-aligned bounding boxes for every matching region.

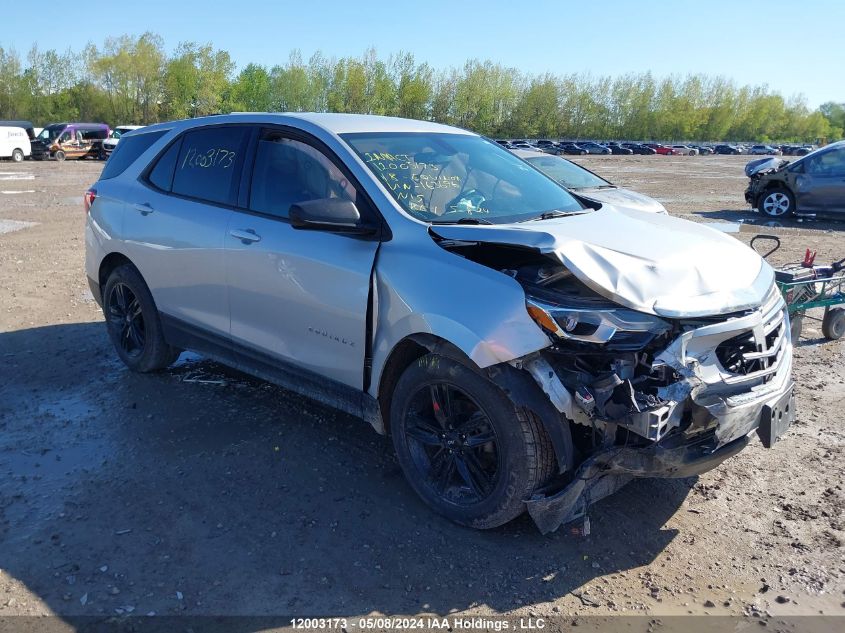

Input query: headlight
[526,297,671,350]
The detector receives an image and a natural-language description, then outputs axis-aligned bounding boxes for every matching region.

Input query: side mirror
[289,198,376,235]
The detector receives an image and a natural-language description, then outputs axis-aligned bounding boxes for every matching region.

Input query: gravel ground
[0,155,843,625]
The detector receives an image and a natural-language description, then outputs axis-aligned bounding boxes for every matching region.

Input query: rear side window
[100,131,167,180]
[171,126,249,205]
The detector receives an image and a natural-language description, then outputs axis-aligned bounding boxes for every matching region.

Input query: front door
[794,147,845,214]
[226,129,379,389]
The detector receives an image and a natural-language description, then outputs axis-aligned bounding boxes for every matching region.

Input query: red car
[644,143,676,155]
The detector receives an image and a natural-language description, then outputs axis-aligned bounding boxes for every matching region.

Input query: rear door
[225,127,380,390]
[123,124,251,340]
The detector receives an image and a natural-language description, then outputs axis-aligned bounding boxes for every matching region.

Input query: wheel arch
[98,251,137,291]
[376,333,478,436]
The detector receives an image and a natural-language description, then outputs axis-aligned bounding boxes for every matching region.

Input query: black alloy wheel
[107,282,146,358]
[404,382,501,505]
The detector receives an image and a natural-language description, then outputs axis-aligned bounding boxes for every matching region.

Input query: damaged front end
[449,244,795,534]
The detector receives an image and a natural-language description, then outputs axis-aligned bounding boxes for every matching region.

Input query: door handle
[229,228,261,244]
[133,203,154,216]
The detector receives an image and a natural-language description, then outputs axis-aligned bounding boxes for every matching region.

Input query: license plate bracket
[757,386,795,448]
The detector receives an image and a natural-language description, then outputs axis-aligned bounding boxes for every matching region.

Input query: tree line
[0,33,841,142]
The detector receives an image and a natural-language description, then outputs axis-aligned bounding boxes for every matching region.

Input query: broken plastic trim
[526,433,751,534]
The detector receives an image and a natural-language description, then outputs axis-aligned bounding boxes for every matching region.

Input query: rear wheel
[760,187,794,217]
[822,308,845,340]
[11,149,23,162]
[103,265,180,372]
[390,353,555,529]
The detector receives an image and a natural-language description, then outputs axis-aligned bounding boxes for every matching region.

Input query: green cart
[751,235,845,341]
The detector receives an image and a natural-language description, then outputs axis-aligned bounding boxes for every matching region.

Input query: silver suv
[85,114,795,532]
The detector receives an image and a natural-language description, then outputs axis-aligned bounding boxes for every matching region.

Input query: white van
[0,126,32,162]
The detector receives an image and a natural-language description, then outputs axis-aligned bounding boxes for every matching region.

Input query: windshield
[525,155,612,190]
[38,125,64,141]
[342,132,584,223]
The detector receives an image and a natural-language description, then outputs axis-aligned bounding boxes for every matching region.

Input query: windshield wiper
[525,210,586,222]
[431,217,493,225]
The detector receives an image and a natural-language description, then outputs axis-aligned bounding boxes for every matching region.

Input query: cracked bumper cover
[523,286,795,534]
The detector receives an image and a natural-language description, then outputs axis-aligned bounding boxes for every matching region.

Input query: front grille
[714,293,787,385]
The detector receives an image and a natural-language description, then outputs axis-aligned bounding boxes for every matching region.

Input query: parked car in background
[621,142,656,155]
[671,145,699,156]
[749,145,780,156]
[32,123,111,161]
[514,149,667,214]
[558,142,587,155]
[644,143,676,155]
[745,140,845,217]
[578,141,611,155]
[0,120,36,141]
[714,144,741,155]
[604,142,633,155]
[692,145,714,155]
[0,126,32,162]
[85,113,794,533]
[510,140,535,150]
[102,125,144,158]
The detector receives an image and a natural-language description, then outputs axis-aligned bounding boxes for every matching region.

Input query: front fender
[369,238,551,397]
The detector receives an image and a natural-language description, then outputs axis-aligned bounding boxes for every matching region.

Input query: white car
[671,145,699,156]
[513,149,668,214]
[0,126,32,162]
[102,125,144,158]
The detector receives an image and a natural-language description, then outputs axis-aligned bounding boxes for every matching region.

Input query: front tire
[54,150,66,162]
[759,187,794,217]
[390,354,555,529]
[103,265,180,372]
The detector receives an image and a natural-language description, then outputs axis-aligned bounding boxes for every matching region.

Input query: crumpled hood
[431,206,774,318]
[576,186,667,214]
[745,157,788,177]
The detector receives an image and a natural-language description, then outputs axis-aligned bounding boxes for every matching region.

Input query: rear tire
[103,264,180,372]
[11,149,23,162]
[390,353,555,529]
[822,308,845,340]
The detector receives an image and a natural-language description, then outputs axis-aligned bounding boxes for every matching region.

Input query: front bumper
[526,432,753,534]
[527,381,794,534]
[523,285,795,533]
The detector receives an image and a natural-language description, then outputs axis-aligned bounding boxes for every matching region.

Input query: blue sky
[3,0,843,108]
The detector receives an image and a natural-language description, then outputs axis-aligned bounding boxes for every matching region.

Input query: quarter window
[171,126,249,205]
[147,137,182,192]
[249,131,357,219]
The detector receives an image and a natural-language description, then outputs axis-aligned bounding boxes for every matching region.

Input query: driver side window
[806,149,845,177]
[249,132,357,220]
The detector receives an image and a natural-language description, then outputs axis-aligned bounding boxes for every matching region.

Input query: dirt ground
[0,155,843,626]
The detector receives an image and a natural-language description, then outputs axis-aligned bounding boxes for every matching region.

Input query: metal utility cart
[751,235,845,341]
